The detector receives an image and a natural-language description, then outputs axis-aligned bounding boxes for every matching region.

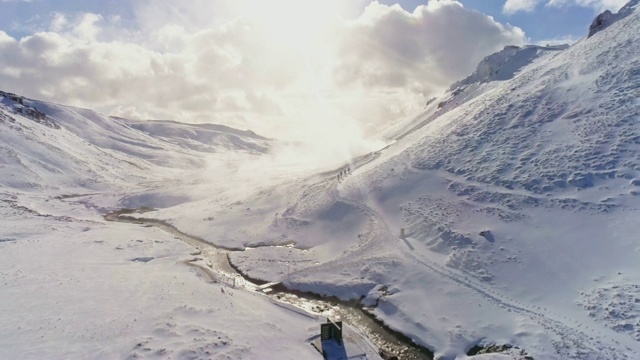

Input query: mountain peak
[448,44,569,92]
[588,0,640,37]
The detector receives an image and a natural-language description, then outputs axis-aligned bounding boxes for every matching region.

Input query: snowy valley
[1,1,640,360]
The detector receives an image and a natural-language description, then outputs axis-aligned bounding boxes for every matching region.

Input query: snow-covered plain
[0,206,322,359]
[1,1,640,359]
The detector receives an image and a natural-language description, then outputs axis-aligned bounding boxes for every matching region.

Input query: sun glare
[240,0,349,45]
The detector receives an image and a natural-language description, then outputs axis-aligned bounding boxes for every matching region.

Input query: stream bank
[105,208,434,359]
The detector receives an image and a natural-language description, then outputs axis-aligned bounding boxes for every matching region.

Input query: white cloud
[504,0,629,13]
[335,1,525,90]
[546,0,629,12]
[534,34,580,45]
[504,0,543,14]
[0,1,526,144]
[329,1,525,132]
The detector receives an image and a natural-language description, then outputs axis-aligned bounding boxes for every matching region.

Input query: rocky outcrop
[588,0,640,37]
[588,10,615,37]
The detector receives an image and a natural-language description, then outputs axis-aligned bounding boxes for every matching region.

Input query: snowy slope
[0,93,338,359]
[125,119,270,154]
[283,2,640,358]
[380,44,569,144]
[0,92,271,192]
[448,44,569,91]
[146,2,638,359]
[588,0,640,37]
[0,194,324,360]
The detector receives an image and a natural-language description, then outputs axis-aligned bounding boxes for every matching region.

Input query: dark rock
[589,10,614,37]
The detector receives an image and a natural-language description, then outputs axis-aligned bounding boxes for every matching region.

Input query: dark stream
[105,208,434,360]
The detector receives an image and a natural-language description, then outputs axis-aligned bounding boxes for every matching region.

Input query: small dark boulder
[479,230,495,243]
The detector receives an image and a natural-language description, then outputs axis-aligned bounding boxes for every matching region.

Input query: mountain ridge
[0,90,272,192]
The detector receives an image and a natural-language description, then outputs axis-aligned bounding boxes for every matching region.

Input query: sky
[0,0,630,146]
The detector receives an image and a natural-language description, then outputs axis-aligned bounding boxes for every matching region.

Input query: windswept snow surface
[283,3,638,358]
[0,196,321,359]
[140,2,638,358]
[588,0,640,37]
[306,4,638,358]
[2,1,640,359]
[0,94,335,359]
[0,92,272,193]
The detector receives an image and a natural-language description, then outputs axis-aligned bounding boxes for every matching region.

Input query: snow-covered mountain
[588,0,639,37]
[1,1,639,359]
[287,2,638,358]
[0,92,271,191]
[141,1,637,358]
[448,44,569,91]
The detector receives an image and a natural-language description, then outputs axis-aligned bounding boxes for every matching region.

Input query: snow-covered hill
[125,119,270,154]
[448,44,569,91]
[1,1,639,359]
[138,1,637,358]
[0,92,271,192]
[286,2,639,358]
[0,92,334,359]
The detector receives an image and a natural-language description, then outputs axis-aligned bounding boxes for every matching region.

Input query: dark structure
[321,320,343,342]
[319,319,346,359]
[311,319,370,359]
